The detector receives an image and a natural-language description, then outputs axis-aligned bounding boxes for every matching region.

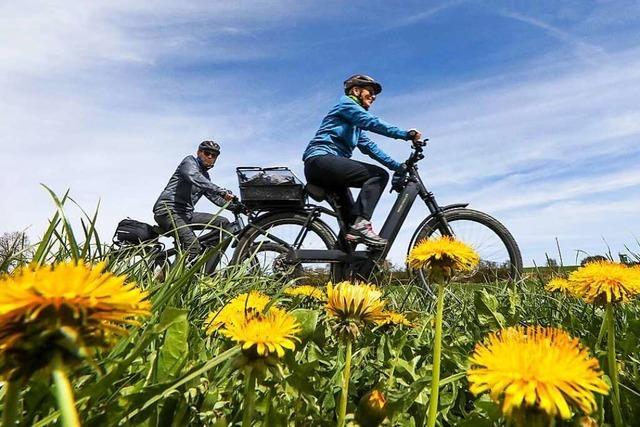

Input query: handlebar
[230,195,252,217]
[405,138,429,166]
[413,138,428,148]
[390,138,428,193]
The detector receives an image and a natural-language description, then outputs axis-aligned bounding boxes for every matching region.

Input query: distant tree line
[0,231,32,271]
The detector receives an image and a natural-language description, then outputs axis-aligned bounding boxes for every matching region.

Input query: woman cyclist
[303,74,422,247]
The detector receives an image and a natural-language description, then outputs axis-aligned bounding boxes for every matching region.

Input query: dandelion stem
[606,304,623,427]
[241,366,257,427]
[595,309,607,352]
[2,380,21,427]
[51,353,80,427]
[426,281,445,427]
[385,334,407,390]
[337,338,353,427]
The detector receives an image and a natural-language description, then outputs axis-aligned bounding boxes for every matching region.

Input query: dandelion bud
[356,389,387,427]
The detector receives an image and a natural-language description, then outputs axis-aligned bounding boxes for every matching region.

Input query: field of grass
[1,193,639,426]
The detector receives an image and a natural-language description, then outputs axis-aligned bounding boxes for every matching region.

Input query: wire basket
[236,167,306,210]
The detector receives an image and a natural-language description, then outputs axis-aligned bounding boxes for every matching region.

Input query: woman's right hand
[408,129,422,141]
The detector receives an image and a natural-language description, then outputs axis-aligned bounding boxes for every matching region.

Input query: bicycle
[230,139,523,292]
[109,207,247,277]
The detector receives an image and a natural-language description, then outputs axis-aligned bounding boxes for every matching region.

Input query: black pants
[154,210,233,258]
[304,155,389,225]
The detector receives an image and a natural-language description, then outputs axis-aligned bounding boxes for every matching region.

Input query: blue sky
[2,0,640,266]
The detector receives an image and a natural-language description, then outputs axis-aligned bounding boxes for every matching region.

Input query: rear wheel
[409,208,522,295]
[231,212,337,282]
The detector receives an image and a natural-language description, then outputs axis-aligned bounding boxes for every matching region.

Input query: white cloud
[0,0,318,80]
[1,1,640,270]
[361,48,640,265]
[495,9,607,63]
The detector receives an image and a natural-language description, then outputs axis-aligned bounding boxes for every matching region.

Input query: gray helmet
[343,74,382,95]
[198,140,220,154]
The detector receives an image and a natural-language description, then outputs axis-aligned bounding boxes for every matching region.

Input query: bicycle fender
[440,203,469,211]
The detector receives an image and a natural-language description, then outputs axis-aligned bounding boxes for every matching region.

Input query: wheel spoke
[234,215,335,281]
[413,209,522,291]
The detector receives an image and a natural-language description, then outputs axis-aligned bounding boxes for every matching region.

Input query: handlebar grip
[414,138,428,147]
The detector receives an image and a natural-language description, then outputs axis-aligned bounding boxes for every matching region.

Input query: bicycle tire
[231,211,337,280]
[409,208,523,293]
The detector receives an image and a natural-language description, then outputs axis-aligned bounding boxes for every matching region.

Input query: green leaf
[474,289,506,329]
[290,309,319,341]
[455,414,495,427]
[507,288,521,318]
[473,397,502,421]
[395,358,418,381]
[287,361,320,395]
[41,185,81,261]
[122,346,241,423]
[156,308,189,382]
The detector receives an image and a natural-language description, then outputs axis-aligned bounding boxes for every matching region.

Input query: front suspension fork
[420,190,453,236]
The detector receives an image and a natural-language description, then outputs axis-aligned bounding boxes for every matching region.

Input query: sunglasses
[201,150,219,158]
[362,87,376,100]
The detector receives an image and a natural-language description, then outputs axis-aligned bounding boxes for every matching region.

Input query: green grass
[1,191,639,426]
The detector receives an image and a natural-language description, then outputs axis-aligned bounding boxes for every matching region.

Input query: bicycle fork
[420,190,454,237]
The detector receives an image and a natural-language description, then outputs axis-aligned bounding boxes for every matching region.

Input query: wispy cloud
[367,46,640,265]
[0,0,315,80]
[1,1,639,268]
[495,9,607,63]
[375,1,468,32]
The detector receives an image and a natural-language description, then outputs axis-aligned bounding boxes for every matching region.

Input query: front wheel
[409,208,523,292]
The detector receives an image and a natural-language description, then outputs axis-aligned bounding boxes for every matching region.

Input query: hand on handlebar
[391,163,408,193]
[407,129,423,141]
[229,198,251,216]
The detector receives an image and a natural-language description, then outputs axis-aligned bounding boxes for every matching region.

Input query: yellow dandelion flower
[546,277,572,294]
[284,285,326,301]
[0,261,150,378]
[376,310,413,327]
[220,307,301,358]
[204,291,271,334]
[568,261,640,304]
[407,236,479,279]
[467,326,609,420]
[326,281,386,324]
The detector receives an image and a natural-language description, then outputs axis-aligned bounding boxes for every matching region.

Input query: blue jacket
[302,95,410,171]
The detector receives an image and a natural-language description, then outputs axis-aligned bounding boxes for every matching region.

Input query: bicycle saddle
[304,183,327,202]
[305,184,342,216]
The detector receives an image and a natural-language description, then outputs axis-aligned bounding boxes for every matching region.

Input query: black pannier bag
[114,218,159,244]
[236,167,306,210]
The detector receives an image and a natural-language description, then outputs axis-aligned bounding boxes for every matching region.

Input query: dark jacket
[302,95,410,171]
[153,155,229,217]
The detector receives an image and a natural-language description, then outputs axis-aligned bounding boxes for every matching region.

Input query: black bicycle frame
[283,164,468,264]
[137,215,244,274]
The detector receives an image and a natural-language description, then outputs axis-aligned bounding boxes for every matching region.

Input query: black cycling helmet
[198,140,220,154]
[343,74,382,95]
